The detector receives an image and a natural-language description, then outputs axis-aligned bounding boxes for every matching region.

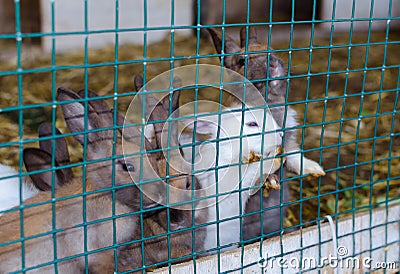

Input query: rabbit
[179,94,285,253]
[0,87,184,273]
[207,27,325,241]
[62,86,205,270]
[75,87,208,270]
[207,27,325,177]
[0,123,73,216]
[116,76,207,270]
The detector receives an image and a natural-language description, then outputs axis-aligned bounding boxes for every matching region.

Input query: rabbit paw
[265,174,280,189]
[302,158,325,177]
[262,174,280,197]
[287,155,325,177]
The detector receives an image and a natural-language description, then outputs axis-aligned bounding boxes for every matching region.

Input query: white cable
[325,215,338,274]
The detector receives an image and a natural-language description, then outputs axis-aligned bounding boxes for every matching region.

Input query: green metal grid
[0,0,399,273]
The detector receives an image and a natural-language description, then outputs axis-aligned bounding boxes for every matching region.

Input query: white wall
[321,0,400,31]
[40,0,192,52]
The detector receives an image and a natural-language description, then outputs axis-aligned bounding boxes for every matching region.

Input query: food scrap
[262,174,281,197]
[242,150,262,164]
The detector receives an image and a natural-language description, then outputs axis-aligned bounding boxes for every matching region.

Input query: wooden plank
[154,203,400,273]
[0,0,41,42]
[20,0,41,44]
[0,0,15,34]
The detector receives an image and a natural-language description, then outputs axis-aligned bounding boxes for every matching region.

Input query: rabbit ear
[171,76,182,112]
[207,28,241,69]
[146,76,182,150]
[58,87,111,149]
[181,117,218,138]
[133,75,160,152]
[77,89,125,131]
[77,89,112,115]
[23,148,66,191]
[133,74,183,151]
[110,108,125,127]
[240,26,259,48]
[135,74,181,124]
[38,123,74,184]
[76,89,148,151]
[134,75,144,92]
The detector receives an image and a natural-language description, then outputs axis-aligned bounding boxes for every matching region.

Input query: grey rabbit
[0,87,173,273]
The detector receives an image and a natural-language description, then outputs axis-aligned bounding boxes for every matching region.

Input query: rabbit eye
[122,163,135,172]
[238,57,246,67]
[246,121,259,127]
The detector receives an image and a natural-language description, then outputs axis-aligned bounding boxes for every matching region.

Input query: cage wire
[0,0,399,273]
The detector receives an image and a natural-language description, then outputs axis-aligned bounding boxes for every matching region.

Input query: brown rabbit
[207,27,325,241]
[0,87,178,273]
[117,76,207,270]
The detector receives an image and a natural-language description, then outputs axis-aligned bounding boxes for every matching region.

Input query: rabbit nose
[185,176,192,190]
[175,173,193,190]
[182,174,200,190]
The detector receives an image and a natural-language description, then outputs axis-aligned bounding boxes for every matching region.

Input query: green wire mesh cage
[0,0,399,273]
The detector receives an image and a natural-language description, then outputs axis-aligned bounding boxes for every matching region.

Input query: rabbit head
[61,87,198,209]
[181,102,283,169]
[58,87,165,210]
[207,27,325,178]
[207,27,287,105]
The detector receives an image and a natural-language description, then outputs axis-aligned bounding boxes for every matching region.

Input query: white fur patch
[0,164,39,215]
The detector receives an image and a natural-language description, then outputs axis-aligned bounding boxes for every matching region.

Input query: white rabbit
[179,101,284,252]
[207,27,325,177]
[0,164,39,216]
